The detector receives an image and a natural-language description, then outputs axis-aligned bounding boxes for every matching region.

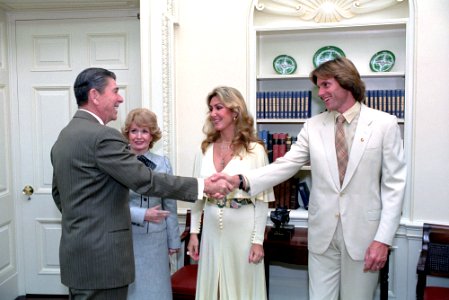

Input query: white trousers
[308,220,379,300]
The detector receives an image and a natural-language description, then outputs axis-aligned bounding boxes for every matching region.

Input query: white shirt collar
[334,101,361,124]
[79,108,104,125]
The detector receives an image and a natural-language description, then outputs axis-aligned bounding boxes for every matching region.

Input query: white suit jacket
[245,104,406,260]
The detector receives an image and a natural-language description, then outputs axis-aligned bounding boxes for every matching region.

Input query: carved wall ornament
[254,0,404,23]
[161,0,176,161]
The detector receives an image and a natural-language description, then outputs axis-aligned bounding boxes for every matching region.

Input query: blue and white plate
[273,54,297,75]
[313,46,346,67]
[370,50,395,72]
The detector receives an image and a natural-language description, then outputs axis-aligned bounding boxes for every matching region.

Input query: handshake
[203,173,243,198]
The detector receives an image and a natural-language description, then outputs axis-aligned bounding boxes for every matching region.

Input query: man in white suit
[217,57,406,299]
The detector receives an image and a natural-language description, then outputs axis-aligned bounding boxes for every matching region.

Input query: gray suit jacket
[51,110,197,289]
[245,104,406,260]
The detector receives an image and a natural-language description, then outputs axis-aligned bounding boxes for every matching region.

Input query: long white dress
[190,142,275,300]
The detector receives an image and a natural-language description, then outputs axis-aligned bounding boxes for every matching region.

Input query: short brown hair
[310,57,366,102]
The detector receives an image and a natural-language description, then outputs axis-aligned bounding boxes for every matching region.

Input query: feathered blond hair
[201,86,264,156]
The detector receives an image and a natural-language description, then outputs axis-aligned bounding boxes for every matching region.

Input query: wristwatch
[238,174,245,190]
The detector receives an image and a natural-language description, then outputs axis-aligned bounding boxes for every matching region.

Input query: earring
[233,115,237,121]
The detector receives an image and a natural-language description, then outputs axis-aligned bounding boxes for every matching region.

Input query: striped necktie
[335,115,348,186]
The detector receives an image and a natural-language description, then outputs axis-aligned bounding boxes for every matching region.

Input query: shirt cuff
[131,206,146,224]
[197,178,205,199]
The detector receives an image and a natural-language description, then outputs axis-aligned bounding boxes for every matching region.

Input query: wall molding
[254,0,404,23]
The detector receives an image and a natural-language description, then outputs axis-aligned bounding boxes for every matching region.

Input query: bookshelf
[248,2,410,216]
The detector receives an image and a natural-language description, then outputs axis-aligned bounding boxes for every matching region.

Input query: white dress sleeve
[251,200,269,244]
[191,149,205,233]
[249,143,274,244]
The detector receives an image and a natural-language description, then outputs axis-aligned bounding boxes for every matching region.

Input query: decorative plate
[369,50,395,72]
[273,54,297,75]
[313,46,346,67]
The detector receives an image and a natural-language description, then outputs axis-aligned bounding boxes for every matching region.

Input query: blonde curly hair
[201,86,264,156]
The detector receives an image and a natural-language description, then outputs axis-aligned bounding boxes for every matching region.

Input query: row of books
[258,130,310,210]
[256,89,405,120]
[365,89,405,119]
[258,130,297,163]
[270,177,310,210]
[256,90,312,119]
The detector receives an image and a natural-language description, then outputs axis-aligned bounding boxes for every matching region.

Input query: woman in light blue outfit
[122,108,181,300]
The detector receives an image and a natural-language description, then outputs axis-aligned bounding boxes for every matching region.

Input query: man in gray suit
[217,57,406,300]
[51,67,231,300]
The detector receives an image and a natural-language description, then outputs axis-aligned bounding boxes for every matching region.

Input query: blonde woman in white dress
[187,86,275,300]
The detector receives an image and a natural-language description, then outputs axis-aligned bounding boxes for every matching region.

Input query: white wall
[174,0,252,182]
[411,0,449,224]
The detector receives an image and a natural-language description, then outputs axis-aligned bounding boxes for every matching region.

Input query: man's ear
[89,88,99,105]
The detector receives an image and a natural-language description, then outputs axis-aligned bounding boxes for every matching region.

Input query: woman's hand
[169,248,180,255]
[248,243,264,264]
[144,204,169,223]
[187,234,200,261]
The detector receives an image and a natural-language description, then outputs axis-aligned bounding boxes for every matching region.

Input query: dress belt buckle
[206,197,251,208]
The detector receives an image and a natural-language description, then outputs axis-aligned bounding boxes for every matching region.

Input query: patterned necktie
[137,155,156,170]
[335,115,348,186]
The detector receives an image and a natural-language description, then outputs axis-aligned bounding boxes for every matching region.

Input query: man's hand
[144,204,170,223]
[364,240,389,272]
[209,173,240,190]
[204,176,234,198]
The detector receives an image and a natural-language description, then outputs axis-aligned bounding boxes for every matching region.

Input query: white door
[0,15,16,299]
[15,17,140,294]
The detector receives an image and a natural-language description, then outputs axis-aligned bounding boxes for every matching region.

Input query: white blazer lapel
[342,105,373,189]
[320,113,340,189]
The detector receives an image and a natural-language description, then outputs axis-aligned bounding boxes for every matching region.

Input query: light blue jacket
[129,151,181,249]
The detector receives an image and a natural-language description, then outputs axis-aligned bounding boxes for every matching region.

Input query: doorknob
[22,185,34,200]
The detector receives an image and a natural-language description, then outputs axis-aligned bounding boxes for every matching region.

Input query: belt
[206,197,253,209]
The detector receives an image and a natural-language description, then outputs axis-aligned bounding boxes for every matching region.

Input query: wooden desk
[263,226,390,300]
